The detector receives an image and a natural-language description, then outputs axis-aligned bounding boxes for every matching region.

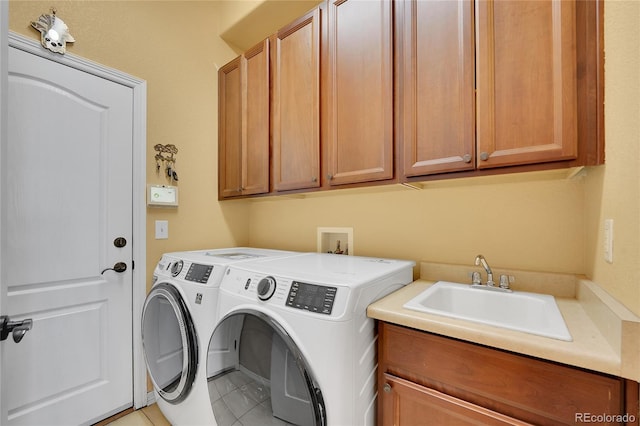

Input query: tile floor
[103,404,169,426]
[103,369,294,426]
[208,369,293,426]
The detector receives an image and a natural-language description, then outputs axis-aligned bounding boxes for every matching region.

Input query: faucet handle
[471,271,482,286]
[499,274,511,290]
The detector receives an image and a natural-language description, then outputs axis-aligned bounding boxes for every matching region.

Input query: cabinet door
[218,40,270,199]
[271,9,321,192]
[324,0,394,186]
[242,39,270,195]
[218,56,243,198]
[379,322,627,425]
[476,0,578,169]
[381,373,532,426]
[401,0,475,177]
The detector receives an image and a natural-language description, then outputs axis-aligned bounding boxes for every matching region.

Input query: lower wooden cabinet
[382,373,530,426]
[378,322,639,426]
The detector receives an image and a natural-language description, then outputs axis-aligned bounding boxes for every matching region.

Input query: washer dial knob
[257,276,277,301]
[171,260,183,277]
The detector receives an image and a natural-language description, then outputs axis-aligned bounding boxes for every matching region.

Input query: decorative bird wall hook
[31,8,75,54]
[154,144,179,183]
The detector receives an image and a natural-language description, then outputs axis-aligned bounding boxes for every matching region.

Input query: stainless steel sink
[403,281,572,341]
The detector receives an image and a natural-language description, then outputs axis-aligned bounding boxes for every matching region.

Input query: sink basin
[403,281,572,341]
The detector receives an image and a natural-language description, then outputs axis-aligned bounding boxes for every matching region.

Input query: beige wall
[217,0,321,51]
[8,1,640,318]
[248,176,586,274]
[584,1,640,313]
[9,1,250,290]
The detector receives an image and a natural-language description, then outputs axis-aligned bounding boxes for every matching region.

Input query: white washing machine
[141,247,300,425]
[208,253,415,426]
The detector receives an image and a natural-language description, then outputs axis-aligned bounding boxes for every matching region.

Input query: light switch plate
[604,219,613,263]
[155,220,169,240]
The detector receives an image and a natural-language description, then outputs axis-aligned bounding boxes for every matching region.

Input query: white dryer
[141,247,299,425]
[208,253,415,426]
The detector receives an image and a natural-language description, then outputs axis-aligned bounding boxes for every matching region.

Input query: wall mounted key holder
[154,144,179,184]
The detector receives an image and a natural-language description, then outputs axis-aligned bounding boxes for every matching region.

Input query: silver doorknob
[383,383,392,393]
[0,315,33,343]
[101,262,127,274]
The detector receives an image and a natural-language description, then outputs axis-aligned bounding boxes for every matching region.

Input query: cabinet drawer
[379,323,625,425]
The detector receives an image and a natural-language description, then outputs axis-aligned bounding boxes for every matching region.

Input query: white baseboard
[146,391,156,406]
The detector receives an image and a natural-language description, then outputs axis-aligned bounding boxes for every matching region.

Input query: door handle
[0,315,33,343]
[101,262,127,274]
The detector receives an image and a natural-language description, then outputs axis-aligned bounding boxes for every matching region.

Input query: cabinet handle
[312,177,317,182]
[383,383,391,393]
[480,152,489,161]
[327,174,333,180]
[462,154,472,163]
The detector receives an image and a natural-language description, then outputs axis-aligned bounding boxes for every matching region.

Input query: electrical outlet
[604,219,613,263]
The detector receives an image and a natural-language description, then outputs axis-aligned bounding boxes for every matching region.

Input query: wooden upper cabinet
[476,0,578,169]
[324,0,394,186]
[218,39,270,199]
[242,40,270,195]
[218,57,243,198]
[271,9,321,192]
[217,0,601,198]
[401,0,475,178]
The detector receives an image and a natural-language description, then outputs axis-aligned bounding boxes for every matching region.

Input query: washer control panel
[221,268,348,319]
[185,263,214,284]
[286,281,337,315]
[156,256,219,285]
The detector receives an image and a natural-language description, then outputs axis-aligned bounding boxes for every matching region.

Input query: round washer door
[208,311,326,426]
[142,282,198,404]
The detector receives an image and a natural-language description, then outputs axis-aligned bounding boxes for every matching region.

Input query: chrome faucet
[472,255,513,292]
[474,254,495,286]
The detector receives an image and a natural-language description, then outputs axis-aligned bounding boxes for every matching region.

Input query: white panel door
[0,2,8,425]
[4,46,133,425]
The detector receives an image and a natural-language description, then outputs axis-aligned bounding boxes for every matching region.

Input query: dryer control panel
[286,281,337,315]
[220,268,350,319]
